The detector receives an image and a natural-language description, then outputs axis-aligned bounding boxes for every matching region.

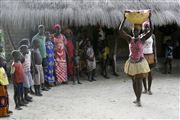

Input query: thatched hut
[1,0,180,28]
[0,0,180,60]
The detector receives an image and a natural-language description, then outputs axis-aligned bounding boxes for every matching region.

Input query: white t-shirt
[23,51,31,72]
[144,36,153,54]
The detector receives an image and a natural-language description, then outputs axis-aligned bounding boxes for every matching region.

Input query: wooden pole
[113,34,117,73]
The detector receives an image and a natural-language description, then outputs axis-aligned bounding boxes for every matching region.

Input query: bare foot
[8,111,13,115]
[133,100,138,104]
[78,81,82,84]
[136,101,142,107]
[148,90,153,95]
[168,71,172,74]
[113,73,119,76]
[142,90,147,94]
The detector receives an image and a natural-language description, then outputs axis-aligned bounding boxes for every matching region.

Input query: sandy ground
[1,69,180,119]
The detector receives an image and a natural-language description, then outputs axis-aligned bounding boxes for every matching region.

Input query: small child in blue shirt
[165,40,174,74]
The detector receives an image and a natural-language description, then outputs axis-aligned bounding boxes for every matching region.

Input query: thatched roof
[0,0,180,29]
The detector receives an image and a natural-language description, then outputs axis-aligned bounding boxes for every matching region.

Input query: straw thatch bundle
[0,0,180,29]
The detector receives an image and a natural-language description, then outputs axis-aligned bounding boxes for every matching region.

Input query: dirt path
[2,70,180,119]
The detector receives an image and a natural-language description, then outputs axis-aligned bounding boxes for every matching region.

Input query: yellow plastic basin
[125,10,150,24]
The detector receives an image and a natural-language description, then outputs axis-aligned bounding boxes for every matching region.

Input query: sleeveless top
[143,36,153,54]
[11,62,25,84]
[23,51,31,72]
[129,37,144,61]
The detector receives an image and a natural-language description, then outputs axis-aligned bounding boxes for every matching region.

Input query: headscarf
[53,24,61,30]
[38,24,44,29]
[142,21,150,30]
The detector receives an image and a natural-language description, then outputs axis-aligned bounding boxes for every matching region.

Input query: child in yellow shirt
[0,56,12,117]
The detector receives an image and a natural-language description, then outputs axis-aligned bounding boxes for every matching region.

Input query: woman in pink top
[119,13,152,107]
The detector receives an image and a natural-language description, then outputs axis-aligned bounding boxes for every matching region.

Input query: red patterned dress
[66,40,75,76]
[52,34,67,83]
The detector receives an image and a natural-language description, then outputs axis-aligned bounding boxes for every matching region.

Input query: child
[44,32,55,87]
[19,45,33,102]
[11,50,26,110]
[78,41,87,77]
[101,41,110,79]
[31,39,44,96]
[74,51,82,84]
[0,56,12,117]
[19,39,35,95]
[86,40,96,82]
[165,39,174,74]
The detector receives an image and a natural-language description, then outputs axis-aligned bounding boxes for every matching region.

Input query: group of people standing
[0,23,99,117]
